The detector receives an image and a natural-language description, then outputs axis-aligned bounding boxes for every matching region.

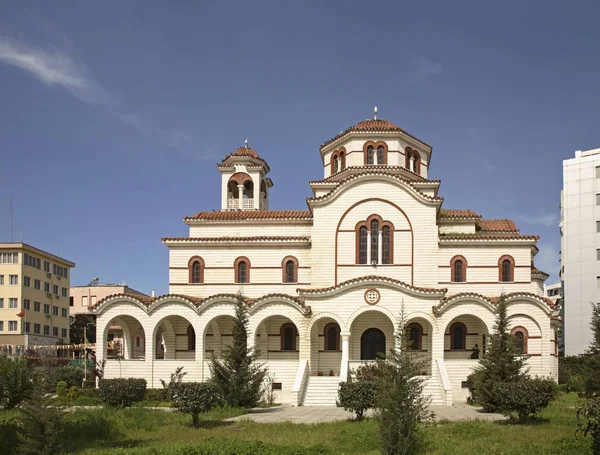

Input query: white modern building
[92,112,559,405]
[562,148,600,355]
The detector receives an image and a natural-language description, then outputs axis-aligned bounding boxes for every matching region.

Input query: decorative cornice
[162,236,311,246]
[184,210,312,222]
[309,166,439,185]
[433,292,555,315]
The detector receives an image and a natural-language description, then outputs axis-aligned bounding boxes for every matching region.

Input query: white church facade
[92,112,560,406]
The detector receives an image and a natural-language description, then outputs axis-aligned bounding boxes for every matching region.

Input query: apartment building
[70,281,149,315]
[0,242,75,346]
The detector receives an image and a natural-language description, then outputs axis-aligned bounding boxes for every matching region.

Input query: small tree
[578,396,600,455]
[338,363,383,420]
[375,310,429,455]
[493,377,557,423]
[160,366,187,400]
[171,382,220,427]
[209,295,267,408]
[578,303,600,453]
[17,379,65,455]
[0,354,33,410]
[467,295,526,411]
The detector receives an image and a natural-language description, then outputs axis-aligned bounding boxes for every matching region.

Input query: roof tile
[438,209,481,219]
[321,119,431,149]
[479,219,518,232]
[185,210,312,221]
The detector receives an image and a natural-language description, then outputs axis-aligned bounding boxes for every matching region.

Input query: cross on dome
[374,106,378,120]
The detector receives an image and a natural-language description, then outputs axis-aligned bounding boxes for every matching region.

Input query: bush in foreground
[337,364,383,420]
[178,438,330,454]
[98,378,147,408]
[578,396,600,455]
[171,382,220,427]
[493,377,557,423]
[0,354,33,410]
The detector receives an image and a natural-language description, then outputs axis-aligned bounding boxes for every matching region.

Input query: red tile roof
[231,146,260,159]
[320,119,431,149]
[162,236,310,243]
[438,209,481,219]
[309,166,439,184]
[185,210,312,221]
[297,275,446,296]
[439,233,539,241]
[479,219,518,232]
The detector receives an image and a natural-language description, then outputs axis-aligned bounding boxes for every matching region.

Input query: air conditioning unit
[55,295,60,300]
[46,273,52,278]
[45,314,50,319]
[56,276,61,280]
[46,292,52,298]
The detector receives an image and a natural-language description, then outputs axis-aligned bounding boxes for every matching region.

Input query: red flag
[16,310,25,318]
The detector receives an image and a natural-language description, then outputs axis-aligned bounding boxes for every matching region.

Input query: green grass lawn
[0,393,593,454]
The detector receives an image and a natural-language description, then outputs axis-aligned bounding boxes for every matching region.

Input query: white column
[252,176,260,208]
[366,232,371,264]
[237,184,244,209]
[340,332,350,381]
[378,231,382,265]
[410,156,415,172]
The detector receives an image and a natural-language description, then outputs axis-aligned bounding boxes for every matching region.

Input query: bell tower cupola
[217,140,273,211]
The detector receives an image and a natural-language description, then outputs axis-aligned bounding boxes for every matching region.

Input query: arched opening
[405,317,433,375]
[510,325,529,355]
[187,324,196,351]
[360,328,386,360]
[227,172,254,209]
[309,317,342,376]
[367,145,375,164]
[153,315,196,360]
[280,323,297,351]
[324,323,340,351]
[408,323,423,351]
[105,315,145,360]
[443,315,490,361]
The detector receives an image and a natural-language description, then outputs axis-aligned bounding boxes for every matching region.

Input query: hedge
[98,378,147,408]
[178,438,330,454]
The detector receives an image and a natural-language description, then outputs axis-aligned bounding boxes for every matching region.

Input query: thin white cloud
[0,37,211,160]
[413,56,442,81]
[518,211,559,227]
[0,36,115,105]
[534,243,560,279]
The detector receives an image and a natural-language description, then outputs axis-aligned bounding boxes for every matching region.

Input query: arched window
[511,326,528,354]
[408,323,423,351]
[280,323,297,351]
[382,226,391,264]
[358,226,368,264]
[413,152,421,174]
[498,255,515,282]
[367,145,375,164]
[324,323,340,351]
[333,156,339,173]
[450,322,467,350]
[282,256,298,283]
[370,219,379,264]
[234,257,251,284]
[377,146,385,164]
[451,256,467,283]
[187,324,196,351]
[361,328,386,360]
[188,256,204,284]
[405,148,412,170]
[339,151,345,170]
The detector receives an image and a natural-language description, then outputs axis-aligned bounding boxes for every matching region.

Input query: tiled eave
[433,291,555,315]
[183,210,313,223]
[297,275,447,299]
[320,124,432,152]
[439,234,539,245]
[162,236,311,246]
[309,166,439,185]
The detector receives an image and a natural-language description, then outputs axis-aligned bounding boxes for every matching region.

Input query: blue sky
[1,1,598,294]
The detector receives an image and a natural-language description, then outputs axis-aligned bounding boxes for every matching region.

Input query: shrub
[178,438,330,454]
[39,363,84,392]
[0,354,33,410]
[492,377,557,423]
[467,295,526,411]
[78,387,99,398]
[0,412,21,455]
[98,378,147,408]
[145,388,167,402]
[559,355,586,393]
[159,366,187,401]
[338,379,377,421]
[577,396,600,455]
[56,380,68,397]
[171,382,220,427]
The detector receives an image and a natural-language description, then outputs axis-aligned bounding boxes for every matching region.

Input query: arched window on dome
[367,145,375,165]
[498,255,515,282]
[377,145,385,164]
[339,151,345,170]
[358,226,368,264]
[382,226,391,265]
[188,257,204,284]
[333,155,339,173]
[356,216,394,265]
[234,257,250,284]
[282,256,299,283]
[370,219,379,264]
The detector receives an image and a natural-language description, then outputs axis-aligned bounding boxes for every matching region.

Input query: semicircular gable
[92,295,150,315]
[147,296,200,314]
[338,199,411,231]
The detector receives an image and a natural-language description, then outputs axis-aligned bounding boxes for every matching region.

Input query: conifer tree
[375,310,428,455]
[583,303,600,397]
[209,294,267,408]
[468,294,526,411]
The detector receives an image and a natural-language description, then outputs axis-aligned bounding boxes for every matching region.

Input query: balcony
[227,198,255,210]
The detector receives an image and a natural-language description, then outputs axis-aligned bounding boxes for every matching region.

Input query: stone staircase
[302,376,340,406]
[444,360,478,404]
[421,375,444,405]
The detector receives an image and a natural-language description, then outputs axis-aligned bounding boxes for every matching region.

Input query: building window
[597,221,600,233]
[61,308,67,317]
[70,297,74,307]
[339,151,345,170]
[498,255,515,282]
[24,276,30,287]
[0,252,18,263]
[90,296,96,307]
[53,327,59,337]
[8,321,17,332]
[44,282,50,292]
[34,323,40,334]
[282,256,298,283]
[511,326,529,354]
[0,298,3,308]
[9,275,18,285]
[52,306,59,316]
[53,285,58,295]
[61,328,67,338]
[450,255,467,283]
[44,304,50,314]
[34,301,40,312]
[187,325,196,351]
[280,323,297,351]
[408,323,423,351]
[0,321,3,331]
[333,155,339,173]
[44,325,50,336]
[0,275,3,285]
[9,298,18,309]
[43,261,50,272]
[367,145,375,164]
[82,296,88,307]
[596,166,600,178]
[23,299,30,310]
[450,322,467,350]
[377,145,385,164]
[61,288,68,297]
[234,257,250,284]
[25,322,30,333]
[324,323,340,351]
[34,279,40,290]
[356,215,394,265]
[188,256,205,284]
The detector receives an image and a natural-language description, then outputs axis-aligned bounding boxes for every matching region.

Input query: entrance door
[360,328,386,360]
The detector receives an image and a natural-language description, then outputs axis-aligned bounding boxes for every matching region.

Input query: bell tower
[217,140,273,211]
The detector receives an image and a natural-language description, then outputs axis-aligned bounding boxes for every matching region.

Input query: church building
[92,110,560,406]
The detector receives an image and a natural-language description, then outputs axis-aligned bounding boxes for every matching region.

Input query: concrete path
[226,404,505,424]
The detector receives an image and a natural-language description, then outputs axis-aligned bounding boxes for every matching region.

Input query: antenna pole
[10,194,13,242]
